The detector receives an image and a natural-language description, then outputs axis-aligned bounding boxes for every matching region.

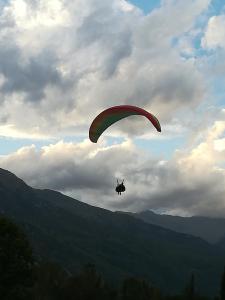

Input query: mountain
[130,210,225,243]
[216,235,225,250]
[0,168,224,296]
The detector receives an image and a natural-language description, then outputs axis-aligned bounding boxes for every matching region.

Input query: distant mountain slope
[0,168,224,295]
[131,210,225,243]
[216,235,225,250]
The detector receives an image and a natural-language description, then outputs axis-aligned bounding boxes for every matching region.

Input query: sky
[0,0,225,217]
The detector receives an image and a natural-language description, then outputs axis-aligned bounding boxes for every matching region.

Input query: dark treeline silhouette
[0,215,34,299]
[0,215,225,300]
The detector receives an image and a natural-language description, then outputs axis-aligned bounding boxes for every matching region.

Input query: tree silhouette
[0,216,34,300]
[183,272,196,300]
[62,263,111,300]
[32,261,68,300]
[220,266,225,300]
[121,277,154,300]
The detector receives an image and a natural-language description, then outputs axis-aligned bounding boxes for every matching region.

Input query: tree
[0,216,34,300]
[220,266,225,300]
[62,264,111,300]
[120,277,154,300]
[183,272,196,300]
[32,261,68,300]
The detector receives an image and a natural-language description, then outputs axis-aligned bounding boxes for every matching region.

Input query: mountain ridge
[0,167,224,295]
[127,210,225,243]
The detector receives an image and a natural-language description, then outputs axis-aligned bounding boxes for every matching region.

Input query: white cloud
[1,116,225,216]
[0,124,52,139]
[0,0,210,139]
[202,15,225,49]
[1,0,224,217]
[117,0,137,12]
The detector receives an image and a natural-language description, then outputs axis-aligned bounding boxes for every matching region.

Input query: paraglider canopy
[89,105,161,143]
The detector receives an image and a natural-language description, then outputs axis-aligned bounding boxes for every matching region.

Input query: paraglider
[89,105,161,195]
[89,105,161,143]
[115,179,125,195]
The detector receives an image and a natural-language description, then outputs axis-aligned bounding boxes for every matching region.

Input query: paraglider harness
[115,179,125,195]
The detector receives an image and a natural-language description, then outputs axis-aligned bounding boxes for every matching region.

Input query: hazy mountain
[131,210,225,243]
[216,235,225,250]
[0,168,224,295]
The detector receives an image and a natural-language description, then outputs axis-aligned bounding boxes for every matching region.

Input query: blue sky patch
[128,0,161,14]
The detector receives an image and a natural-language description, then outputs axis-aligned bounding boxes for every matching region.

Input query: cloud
[1,114,225,216]
[0,0,210,138]
[202,14,225,50]
[1,0,224,217]
[0,138,137,191]
[0,46,63,102]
